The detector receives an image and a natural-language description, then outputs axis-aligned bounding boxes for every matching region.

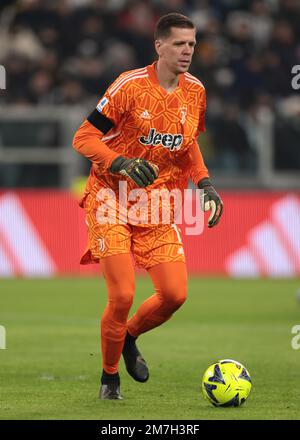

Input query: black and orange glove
[198,178,223,228]
[110,156,159,187]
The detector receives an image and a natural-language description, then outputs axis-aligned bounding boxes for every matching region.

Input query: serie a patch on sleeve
[96,97,109,112]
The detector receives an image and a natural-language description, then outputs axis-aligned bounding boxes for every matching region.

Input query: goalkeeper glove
[110,156,159,187]
[198,178,223,228]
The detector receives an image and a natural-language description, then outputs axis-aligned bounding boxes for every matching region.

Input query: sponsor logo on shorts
[139,128,183,151]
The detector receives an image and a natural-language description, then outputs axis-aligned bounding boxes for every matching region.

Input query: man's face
[155,27,196,74]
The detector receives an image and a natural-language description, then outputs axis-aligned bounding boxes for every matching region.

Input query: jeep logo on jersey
[139,128,183,151]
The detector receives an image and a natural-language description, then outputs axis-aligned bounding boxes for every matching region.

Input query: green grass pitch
[1,277,300,420]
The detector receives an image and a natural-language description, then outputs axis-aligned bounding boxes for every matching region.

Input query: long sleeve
[188,140,209,185]
[73,70,133,171]
[73,119,119,171]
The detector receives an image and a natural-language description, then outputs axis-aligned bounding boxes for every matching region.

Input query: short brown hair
[154,13,195,40]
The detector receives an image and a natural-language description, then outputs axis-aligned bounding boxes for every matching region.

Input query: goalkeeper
[73,12,223,400]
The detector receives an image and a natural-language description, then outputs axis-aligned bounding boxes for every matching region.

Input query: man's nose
[183,44,192,54]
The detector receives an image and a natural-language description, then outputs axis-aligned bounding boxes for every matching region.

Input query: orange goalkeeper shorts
[80,197,185,270]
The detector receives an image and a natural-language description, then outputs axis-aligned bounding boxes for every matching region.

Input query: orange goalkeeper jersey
[73,62,209,223]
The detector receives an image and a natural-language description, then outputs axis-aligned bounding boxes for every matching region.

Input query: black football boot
[122,332,149,382]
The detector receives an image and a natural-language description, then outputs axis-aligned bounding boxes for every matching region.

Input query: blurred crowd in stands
[0,0,300,174]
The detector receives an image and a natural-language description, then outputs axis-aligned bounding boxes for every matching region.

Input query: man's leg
[127,261,188,337]
[122,261,187,383]
[99,253,135,399]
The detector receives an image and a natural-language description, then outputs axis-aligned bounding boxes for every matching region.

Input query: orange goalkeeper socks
[100,254,135,374]
[100,256,187,375]
[127,261,187,337]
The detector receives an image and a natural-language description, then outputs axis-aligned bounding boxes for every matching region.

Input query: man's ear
[155,39,163,57]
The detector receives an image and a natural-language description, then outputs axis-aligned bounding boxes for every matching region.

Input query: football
[202,359,252,407]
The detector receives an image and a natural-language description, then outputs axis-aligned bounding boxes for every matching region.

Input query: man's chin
[176,64,190,73]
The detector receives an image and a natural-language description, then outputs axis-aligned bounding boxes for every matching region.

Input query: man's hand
[198,178,223,228]
[110,156,159,187]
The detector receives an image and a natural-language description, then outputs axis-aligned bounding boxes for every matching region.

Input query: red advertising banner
[0,190,299,277]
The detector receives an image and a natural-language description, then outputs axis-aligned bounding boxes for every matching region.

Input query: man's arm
[73,77,127,171]
[73,119,119,170]
[185,83,223,227]
[188,140,223,228]
[188,139,210,185]
[73,76,158,187]
[73,118,158,187]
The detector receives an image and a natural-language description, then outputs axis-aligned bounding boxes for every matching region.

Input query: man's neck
[156,60,179,93]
